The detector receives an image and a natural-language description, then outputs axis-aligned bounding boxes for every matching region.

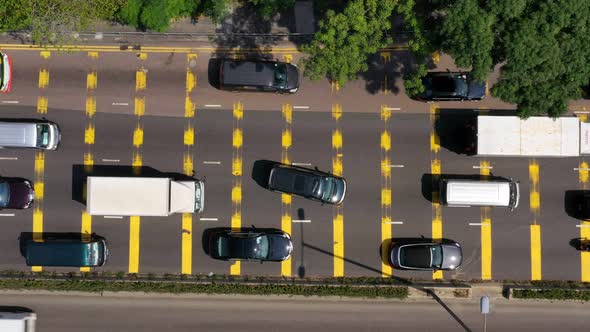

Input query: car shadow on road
[303,241,473,332]
[564,190,588,219]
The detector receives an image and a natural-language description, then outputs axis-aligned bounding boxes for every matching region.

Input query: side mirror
[314,166,319,171]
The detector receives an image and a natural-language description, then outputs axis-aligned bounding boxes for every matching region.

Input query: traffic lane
[486,157,532,280]
[192,108,234,274]
[6,293,590,332]
[239,109,284,275]
[141,52,187,118]
[289,111,335,277]
[0,50,52,107]
[340,114,383,277]
[93,53,138,114]
[537,158,581,280]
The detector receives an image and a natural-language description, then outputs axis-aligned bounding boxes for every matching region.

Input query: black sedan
[418,71,486,101]
[0,177,34,209]
[207,228,293,262]
[389,239,462,271]
[268,164,346,205]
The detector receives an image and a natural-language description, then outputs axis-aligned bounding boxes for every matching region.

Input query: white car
[0,52,12,92]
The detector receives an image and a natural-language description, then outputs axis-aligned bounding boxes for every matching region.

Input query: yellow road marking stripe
[381,158,391,178]
[432,217,443,280]
[282,130,292,149]
[331,104,342,120]
[529,161,539,185]
[37,96,48,114]
[333,214,344,277]
[128,216,140,273]
[33,208,43,236]
[186,70,196,93]
[183,153,193,176]
[84,152,94,166]
[81,212,92,241]
[34,182,44,201]
[581,221,590,282]
[138,53,147,60]
[87,72,97,90]
[431,51,440,64]
[430,159,441,175]
[40,50,50,58]
[381,189,392,207]
[332,156,343,177]
[232,157,242,176]
[185,96,195,118]
[380,131,391,151]
[34,152,45,176]
[281,213,292,276]
[38,69,49,88]
[233,102,243,120]
[133,125,143,147]
[283,54,293,63]
[232,128,243,148]
[184,125,194,146]
[580,161,589,185]
[182,213,192,275]
[86,96,96,117]
[381,218,392,277]
[430,132,440,153]
[281,193,291,205]
[282,104,292,124]
[332,129,343,149]
[481,218,492,280]
[134,97,145,116]
[530,224,542,280]
[132,152,142,168]
[231,185,242,204]
[88,51,98,58]
[85,124,95,145]
[479,161,491,176]
[230,212,241,275]
[135,70,146,91]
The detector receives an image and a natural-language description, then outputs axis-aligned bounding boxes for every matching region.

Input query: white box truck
[86,176,204,216]
[0,312,36,332]
[476,115,590,157]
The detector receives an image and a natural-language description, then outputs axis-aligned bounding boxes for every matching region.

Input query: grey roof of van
[222,60,277,87]
[0,122,37,147]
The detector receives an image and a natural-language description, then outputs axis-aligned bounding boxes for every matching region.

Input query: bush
[117,0,200,32]
[512,288,590,301]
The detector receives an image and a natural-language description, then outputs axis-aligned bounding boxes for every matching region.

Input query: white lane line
[203,161,222,165]
[382,107,401,111]
[473,165,493,169]
[204,104,222,108]
[576,224,590,228]
[200,218,219,221]
[388,164,404,168]
[574,168,590,171]
[0,213,15,217]
[574,111,590,114]
[292,162,312,166]
[292,219,311,223]
[102,159,120,162]
[469,222,484,226]
[1,100,20,104]
[0,157,18,160]
[384,221,404,224]
[104,216,123,219]
[112,102,129,106]
[293,106,310,109]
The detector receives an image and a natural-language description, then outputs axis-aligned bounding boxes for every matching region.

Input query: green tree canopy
[248,0,295,19]
[301,0,396,86]
[439,0,590,117]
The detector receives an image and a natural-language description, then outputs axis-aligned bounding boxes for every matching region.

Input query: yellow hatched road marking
[530,224,542,280]
[87,72,97,90]
[40,50,50,59]
[183,153,193,176]
[381,218,392,277]
[283,54,293,63]
[332,156,343,177]
[34,182,44,201]
[331,104,342,120]
[138,53,148,60]
[85,124,95,144]
[35,152,45,176]
[134,97,145,116]
[381,131,391,151]
[282,104,292,124]
[581,221,590,281]
[232,157,242,176]
[281,193,291,205]
[233,102,243,120]
[186,70,196,93]
[133,125,143,147]
[88,51,98,58]
[33,208,43,235]
[37,96,48,114]
[38,69,49,88]
[430,159,441,175]
[128,216,140,273]
[481,218,492,280]
[86,96,96,117]
[432,217,443,280]
[81,212,92,241]
[333,213,344,277]
[282,130,292,149]
[332,130,343,149]
[381,189,392,207]
[135,70,146,91]
[182,213,192,275]
[281,213,292,276]
[233,128,243,148]
[381,158,391,177]
[84,152,94,166]
[185,96,195,118]
[231,185,242,204]
[579,161,589,185]
[132,152,142,168]
[230,212,241,275]
[184,126,194,146]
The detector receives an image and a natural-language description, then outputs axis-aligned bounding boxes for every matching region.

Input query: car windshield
[86,242,101,266]
[274,64,287,89]
[0,181,9,208]
[36,124,50,148]
[454,75,468,97]
[320,177,336,202]
[431,245,443,269]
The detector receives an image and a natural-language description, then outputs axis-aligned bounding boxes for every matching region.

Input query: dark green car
[22,236,108,267]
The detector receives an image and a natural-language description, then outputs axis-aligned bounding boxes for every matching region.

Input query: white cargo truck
[0,312,36,332]
[476,115,590,157]
[86,176,204,216]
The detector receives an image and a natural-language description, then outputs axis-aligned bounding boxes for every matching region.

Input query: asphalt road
[2,293,588,332]
[0,48,588,282]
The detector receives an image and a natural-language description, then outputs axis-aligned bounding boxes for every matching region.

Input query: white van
[0,312,36,332]
[0,120,61,150]
[439,178,520,210]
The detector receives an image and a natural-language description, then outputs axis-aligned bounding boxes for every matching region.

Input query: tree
[301,0,396,86]
[117,0,201,32]
[248,0,295,19]
[438,0,590,117]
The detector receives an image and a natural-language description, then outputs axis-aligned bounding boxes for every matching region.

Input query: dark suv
[417,71,486,101]
[268,164,346,205]
[219,59,299,94]
[0,177,34,209]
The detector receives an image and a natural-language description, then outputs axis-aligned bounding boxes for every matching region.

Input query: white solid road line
[388,164,404,168]
[204,104,222,108]
[468,222,484,226]
[203,161,222,165]
[112,102,129,106]
[382,107,401,111]
[292,162,312,166]
[576,224,590,228]
[574,168,590,171]
[293,106,310,109]
[104,216,124,219]
[200,218,219,221]
[384,221,404,224]
[292,219,311,223]
[101,159,120,162]
[473,165,493,169]
[0,213,15,217]
[0,157,18,160]
[1,100,19,104]
[574,111,590,114]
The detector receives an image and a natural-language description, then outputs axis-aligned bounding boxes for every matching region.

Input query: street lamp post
[480,295,490,332]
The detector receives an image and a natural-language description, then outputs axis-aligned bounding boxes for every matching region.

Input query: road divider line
[469,222,483,226]
[203,161,221,165]
[473,165,493,169]
[104,216,123,219]
[182,213,192,275]
[384,221,403,224]
[1,100,19,104]
[292,162,312,166]
[293,106,309,109]
[0,213,15,217]
[200,217,219,221]
[292,219,311,223]
[281,104,293,277]
[387,164,404,168]
[128,216,140,273]
[101,159,120,162]
[576,224,590,228]
[0,157,18,160]
[481,217,492,280]
[204,104,222,108]
[112,102,129,106]
[581,221,590,282]
[574,168,590,171]
[382,107,401,111]
[530,224,542,280]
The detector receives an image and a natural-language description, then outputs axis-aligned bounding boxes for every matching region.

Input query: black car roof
[270,166,319,196]
[400,245,432,268]
[222,60,279,87]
